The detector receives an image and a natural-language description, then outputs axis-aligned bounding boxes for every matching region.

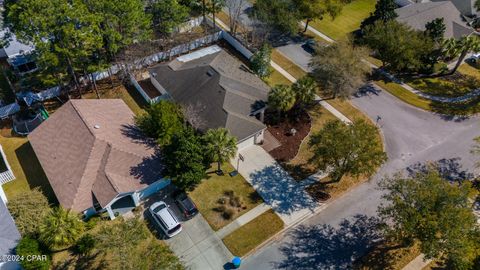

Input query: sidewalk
[402,254,432,270]
[216,203,271,239]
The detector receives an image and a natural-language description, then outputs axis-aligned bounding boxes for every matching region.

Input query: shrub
[16,237,50,270]
[222,208,235,220]
[75,234,95,255]
[7,188,51,237]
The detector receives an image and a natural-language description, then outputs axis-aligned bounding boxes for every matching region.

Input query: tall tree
[208,0,226,31]
[360,0,398,30]
[7,188,51,237]
[5,0,102,94]
[444,36,480,74]
[292,75,317,108]
[39,207,85,249]
[84,0,152,61]
[204,128,237,174]
[379,170,480,269]
[309,119,386,182]
[310,39,370,99]
[363,20,434,72]
[250,43,272,78]
[150,0,190,35]
[268,85,297,113]
[425,18,446,44]
[135,101,185,146]
[252,0,300,35]
[293,0,344,32]
[163,129,208,190]
[226,0,246,36]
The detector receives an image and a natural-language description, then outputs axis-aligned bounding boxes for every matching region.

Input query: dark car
[174,191,199,219]
[302,39,317,54]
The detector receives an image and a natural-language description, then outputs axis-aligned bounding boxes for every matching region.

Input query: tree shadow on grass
[275,214,382,270]
[15,141,58,204]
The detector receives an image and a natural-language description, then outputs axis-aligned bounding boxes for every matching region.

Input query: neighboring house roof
[395,1,475,39]
[0,31,35,59]
[28,99,163,212]
[149,46,269,142]
[0,197,20,256]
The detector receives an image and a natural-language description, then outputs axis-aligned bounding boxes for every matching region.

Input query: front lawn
[271,50,307,79]
[223,209,284,256]
[188,163,263,231]
[309,0,376,40]
[405,73,480,98]
[354,241,421,270]
[373,76,432,111]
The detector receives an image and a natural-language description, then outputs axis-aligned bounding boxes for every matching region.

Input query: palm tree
[292,75,317,109]
[204,128,237,174]
[268,84,297,114]
[39,207,85,249]
[445,36,480,74]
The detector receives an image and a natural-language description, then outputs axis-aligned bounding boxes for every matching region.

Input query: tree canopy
[39,207,85,249]
[268,84,297,113]
[150,0,190,35]
[292,75,317,107]
[309,119,386,182]
[425,18,446,44]
[379,170,480,269]
[135,100,185,146]
[363,20,434,72]
[204,128,237,173]
[250,43,272,78]
[360,0,397,30]
[163,128,208,190]
[310,39,370,99]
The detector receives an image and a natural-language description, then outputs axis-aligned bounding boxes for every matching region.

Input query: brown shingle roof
[29,99,163,212]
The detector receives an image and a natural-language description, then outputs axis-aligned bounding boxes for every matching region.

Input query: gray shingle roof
[395,1,474,39]
[0,198,20,256]
[149,47,269,141]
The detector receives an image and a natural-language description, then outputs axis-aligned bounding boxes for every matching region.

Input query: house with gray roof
[148,45,269,150]
[29,99,171,220]
[395,1,475,39]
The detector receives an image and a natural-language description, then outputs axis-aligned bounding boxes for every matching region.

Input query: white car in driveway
[149,201,182,238]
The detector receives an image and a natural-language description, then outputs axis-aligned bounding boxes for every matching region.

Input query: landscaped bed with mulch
[265,109,312,162]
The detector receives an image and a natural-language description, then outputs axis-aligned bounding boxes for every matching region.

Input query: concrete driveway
[235,145,317,226]
[143,187,232,270]
[276,44,313,72]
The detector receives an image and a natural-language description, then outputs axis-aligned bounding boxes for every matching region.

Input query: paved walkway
[402,254,432,270]
[233,145,317,226]
[216,203,272,239]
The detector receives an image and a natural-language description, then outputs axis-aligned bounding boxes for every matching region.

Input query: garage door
[237,135,255,150]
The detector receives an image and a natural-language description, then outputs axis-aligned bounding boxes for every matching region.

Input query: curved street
[241,86,480,269]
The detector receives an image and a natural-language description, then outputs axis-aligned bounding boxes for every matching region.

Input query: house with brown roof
[29,99,169,219]
[147,45,269,150]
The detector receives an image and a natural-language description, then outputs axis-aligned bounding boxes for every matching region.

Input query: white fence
[91,31,222,82]
[128,73,169,104]
[221,31,254,59]
[0,145,15,185]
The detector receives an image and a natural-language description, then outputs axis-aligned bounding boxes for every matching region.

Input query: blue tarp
[0,103,20,120]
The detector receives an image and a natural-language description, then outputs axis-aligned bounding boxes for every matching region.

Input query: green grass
[0,133,57,203]
[405,75,480,98]
[309,0,376,40]
[373,77,432,111]
[223,209,284,256]
[188,163,263,231]
[265,69,294,86]
[458,63,480,80]
[355,242,421,270]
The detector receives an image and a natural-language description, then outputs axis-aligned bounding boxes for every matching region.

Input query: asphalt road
[241,87,480,269]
